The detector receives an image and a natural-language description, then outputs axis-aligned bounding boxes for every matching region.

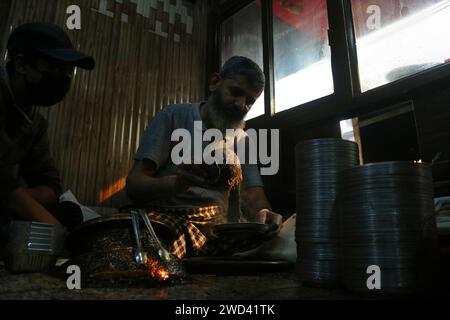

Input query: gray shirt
[134,103,263,210]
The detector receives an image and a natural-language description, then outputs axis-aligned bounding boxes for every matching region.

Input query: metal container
[295,138,360,287]
[66,214,187,288]
[4,221,66,273]
[339,162,439,295]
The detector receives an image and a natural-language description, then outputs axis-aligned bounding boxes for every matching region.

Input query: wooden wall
[0,1,13,52]
[1,0,210,209]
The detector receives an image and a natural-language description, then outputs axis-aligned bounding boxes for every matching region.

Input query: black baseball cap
[7,22,95,70]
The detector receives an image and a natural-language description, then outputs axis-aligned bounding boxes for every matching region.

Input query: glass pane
[220,1,265,120]
[352,0,450,92]
[272,0,334,113]
[340,119,356,142]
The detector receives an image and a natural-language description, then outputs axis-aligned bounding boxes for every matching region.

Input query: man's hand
[241,187,282,236]
[175,164,211,192]
[10,188,61,225]
[250,208,283,237]
[127,160,217,202]
[175,162,230,192]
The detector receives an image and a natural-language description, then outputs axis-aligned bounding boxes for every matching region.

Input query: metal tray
[182,257,293,274]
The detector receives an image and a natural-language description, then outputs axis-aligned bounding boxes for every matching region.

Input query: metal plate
[66,213,170,254]
[339,161,438,293]
[294,138,360,287]
[213,223,272,238]
[182,257,293,274]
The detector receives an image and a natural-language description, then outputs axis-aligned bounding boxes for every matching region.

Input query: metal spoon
[130,210,147,265]
[138,209,172,263]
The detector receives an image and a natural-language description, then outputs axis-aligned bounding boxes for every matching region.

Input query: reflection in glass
[272,0,334,112]
[352,0,450,92]
[220,2,265,120]
[340,119,356,142]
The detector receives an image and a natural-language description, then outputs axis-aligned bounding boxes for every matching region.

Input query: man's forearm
[241,187,272,219]
[126,174,178,203]
[9,188,61,225]
[26,186,58,208]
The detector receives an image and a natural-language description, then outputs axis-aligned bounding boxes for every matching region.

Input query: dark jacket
[0,67,61,222]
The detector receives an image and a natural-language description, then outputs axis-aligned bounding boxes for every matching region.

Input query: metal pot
[66,214,187,288]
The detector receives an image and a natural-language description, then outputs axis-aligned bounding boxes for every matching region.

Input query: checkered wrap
[145,206,221,259]
[145,206,265,259]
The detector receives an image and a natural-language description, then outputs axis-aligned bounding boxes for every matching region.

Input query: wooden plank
[99,0,126,207]
[91,0,118,206]
[74,0,102,204]
[0,0,13,53]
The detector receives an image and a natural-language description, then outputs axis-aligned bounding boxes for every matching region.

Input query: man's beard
[206,91,246,134]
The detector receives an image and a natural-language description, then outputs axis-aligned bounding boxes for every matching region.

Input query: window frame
[209,0,450,129]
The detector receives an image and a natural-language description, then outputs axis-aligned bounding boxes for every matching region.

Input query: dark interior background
[1,0,449,214]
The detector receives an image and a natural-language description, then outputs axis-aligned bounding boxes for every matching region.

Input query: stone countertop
[2,262,447,300]
[0,262,359,300]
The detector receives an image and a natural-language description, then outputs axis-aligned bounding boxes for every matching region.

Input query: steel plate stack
[295,138,359,287]
[340,162,438,295]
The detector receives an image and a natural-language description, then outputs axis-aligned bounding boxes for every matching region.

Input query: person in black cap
[0,22,95,231]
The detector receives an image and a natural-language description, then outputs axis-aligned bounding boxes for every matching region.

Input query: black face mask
[26,71,72,107]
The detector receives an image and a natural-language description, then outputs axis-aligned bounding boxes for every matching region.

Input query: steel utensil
[130,210,147,265]
[138,209,172,263]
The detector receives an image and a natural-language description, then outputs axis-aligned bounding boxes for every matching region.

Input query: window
[340,119,356,142]
[219,0,333,118]
[357,103,420,163]
[351,0,450,92]
[215,0,450,126]
[272,0,334,112]
[220,1,265,120]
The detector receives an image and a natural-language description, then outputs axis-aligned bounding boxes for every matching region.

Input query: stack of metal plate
[295,138,359,287]
[340,162,438,295]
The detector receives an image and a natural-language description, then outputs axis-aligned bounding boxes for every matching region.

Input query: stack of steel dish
[339,162,439,295]
[295,138,359,287]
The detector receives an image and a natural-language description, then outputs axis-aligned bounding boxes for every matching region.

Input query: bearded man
[126,56,282,258]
